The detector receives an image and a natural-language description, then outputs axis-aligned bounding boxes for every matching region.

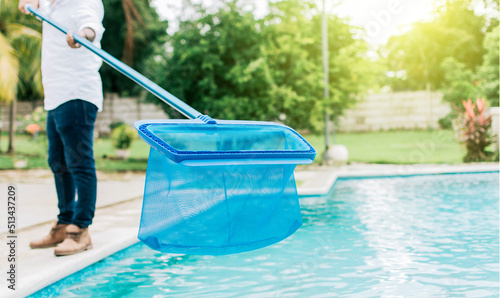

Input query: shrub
[109,121,125,132]
[111,124,136,150]
[457,98,494,162]
[438,113,453,129]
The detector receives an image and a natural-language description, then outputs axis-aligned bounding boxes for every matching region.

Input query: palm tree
[0,0,43,153]
[121,0,145,65]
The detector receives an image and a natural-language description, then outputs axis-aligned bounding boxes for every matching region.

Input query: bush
[109,121,125,132]
[438,113,453,129]
[111,124,135,150]
[457,98,494,162]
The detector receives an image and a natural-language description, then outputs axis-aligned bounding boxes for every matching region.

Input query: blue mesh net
[135,120,315,255]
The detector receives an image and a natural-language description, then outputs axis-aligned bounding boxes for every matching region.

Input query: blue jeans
[47,99,98,228]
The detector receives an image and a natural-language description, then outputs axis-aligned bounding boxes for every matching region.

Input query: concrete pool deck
[0,163,498,297]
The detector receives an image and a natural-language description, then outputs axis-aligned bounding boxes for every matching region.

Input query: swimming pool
[33,172,499,297]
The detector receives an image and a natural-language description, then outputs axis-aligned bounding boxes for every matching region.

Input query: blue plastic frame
[134,119,316,166]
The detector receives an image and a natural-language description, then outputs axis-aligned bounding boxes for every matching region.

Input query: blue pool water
[39,172,499,297]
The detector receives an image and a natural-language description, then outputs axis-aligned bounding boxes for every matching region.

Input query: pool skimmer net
[27,4,317,255]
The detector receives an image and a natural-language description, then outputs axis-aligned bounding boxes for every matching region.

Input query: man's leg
[47,108,77,224]
[52,99,98,256]
[29,108,74,248]
[62,100,98,228]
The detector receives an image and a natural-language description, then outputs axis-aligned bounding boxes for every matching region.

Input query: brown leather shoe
[30,222,68,249]
[54,224,93,256]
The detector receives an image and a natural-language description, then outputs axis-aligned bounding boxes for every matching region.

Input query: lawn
[307,129,465,164]
[0,129,466,171]
[0,133,150,171]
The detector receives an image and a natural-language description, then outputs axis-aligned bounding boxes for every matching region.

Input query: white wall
[338,91,450,132]
[1,91,457,135]
[97,93,168,135]
[0,95,168,136]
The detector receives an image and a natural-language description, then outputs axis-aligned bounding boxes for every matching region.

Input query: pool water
[40,172,498,297]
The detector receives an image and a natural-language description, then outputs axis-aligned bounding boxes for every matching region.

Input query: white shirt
[40,0,105,111]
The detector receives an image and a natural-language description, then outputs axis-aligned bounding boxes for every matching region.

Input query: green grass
[306,129,465,164]
[0,129,466,171]
[93,136,150,159]
[0,133,150,171]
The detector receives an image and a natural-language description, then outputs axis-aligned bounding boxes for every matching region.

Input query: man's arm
[75,0,105,44]
[18,0,39,14]
[66,28,96,49]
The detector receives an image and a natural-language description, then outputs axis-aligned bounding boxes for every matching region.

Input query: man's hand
[66,28,96,49]
[18,0,39,14]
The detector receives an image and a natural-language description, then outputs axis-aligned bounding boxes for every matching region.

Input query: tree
[0,0,42,153]
[264,0,374,130]
[144,1,276,121]
[441,25,499,109]
[478,25,499,106]
[145,0,374,132]
[100,0,168,95]
[384,0,486,90]
[441,57,482,109]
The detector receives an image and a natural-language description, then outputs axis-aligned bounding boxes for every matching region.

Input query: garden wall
[0,94,167,136]
[338,91,450,132]
[0,91,460,135]
[96,93,167,135]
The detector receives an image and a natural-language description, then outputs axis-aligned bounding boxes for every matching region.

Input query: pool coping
[295,163,499,196]
[0,198,143,298]
[2,163,498,298]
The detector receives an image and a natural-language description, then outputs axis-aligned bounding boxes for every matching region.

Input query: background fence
[3,91,496,138]
[337,91,450,132]
[0,93,166,136]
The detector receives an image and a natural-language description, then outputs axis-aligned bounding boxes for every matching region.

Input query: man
[19,0,105,256]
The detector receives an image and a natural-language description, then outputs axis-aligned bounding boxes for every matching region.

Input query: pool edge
[296,163,499,197]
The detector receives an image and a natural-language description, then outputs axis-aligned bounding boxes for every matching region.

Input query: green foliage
[478,26,499,106]
[438,113,454,129]
[111,124,136,149]
[109,120,126,132]
[384,0,486,90]
[145,0,374,132]
[0,0,43,153]
[153,1,273,120]
[441,26,499,109]
[264,0,374,131]
[441,57,482,108]
[0,0,43,102]
[100,0,168,95]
